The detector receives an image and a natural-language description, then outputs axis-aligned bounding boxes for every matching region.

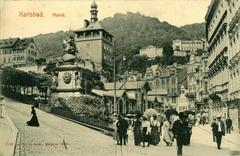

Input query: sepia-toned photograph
[0,0,240,156]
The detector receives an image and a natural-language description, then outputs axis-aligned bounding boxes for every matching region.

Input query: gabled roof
[0,38,19,49]
[91,89,136,100]
[91,89,126,98]
[74,21,113,36]
[104,81,151,91]
[13,38,34,50]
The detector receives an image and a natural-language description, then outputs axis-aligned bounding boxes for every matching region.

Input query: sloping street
[5,98,240,156]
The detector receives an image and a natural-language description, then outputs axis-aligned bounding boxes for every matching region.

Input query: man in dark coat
[211,118,218,142]
[172,112,186,156]
[116,115,128,145]
[214,116,225,149]
[226,117,232,134]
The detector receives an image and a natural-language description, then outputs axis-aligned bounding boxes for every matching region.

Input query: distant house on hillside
[139,45,163,59]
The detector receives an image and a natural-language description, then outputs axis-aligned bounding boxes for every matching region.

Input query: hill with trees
[32,12,205,73]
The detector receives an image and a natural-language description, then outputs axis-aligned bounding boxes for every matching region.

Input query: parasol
[164,108,178,120]
[144,109,158,116]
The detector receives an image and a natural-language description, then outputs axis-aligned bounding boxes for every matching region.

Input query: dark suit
[226,118,232,134]
[211,121,218,142]
[214,120,225,149]
[116,118,128,145]
[172,119,186,156]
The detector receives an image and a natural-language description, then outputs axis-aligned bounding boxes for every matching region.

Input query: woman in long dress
[162,118,172,146]
[150,115,160,145]
[141,116,151,147]
[133,115,142,146]
[113,118,120,144]
[27,106,40,127]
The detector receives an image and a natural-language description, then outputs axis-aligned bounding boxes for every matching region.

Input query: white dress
[162,120,172,143]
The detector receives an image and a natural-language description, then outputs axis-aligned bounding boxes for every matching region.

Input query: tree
[129,55,149,74]
[162,42,173,57]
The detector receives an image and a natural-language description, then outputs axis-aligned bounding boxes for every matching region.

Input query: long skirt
[134,127,141,145]
[142,127,150,143]
[113,128,119,142]
[163,129,172,144]
[27,115,39,127]
[151,127,160,145]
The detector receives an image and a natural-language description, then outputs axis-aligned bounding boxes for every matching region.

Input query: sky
[0,0,211,39]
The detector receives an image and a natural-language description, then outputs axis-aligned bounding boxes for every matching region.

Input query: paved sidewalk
[197,124,240,148]
[0,115,12,156]
[0,106,18,156]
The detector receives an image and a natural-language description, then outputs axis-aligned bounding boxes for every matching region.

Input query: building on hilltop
[173,39,207,53]
[74,1,113,73]
[0,38,39,68]
[139,45,163,59]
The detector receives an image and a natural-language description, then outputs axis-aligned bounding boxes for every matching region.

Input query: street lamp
[113,50,117,116]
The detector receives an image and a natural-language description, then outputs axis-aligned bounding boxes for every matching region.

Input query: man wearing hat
[172,112,186,156]
[214,115,225,149]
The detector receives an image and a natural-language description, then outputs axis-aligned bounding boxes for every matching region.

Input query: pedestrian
[172,112,186,156]
[116,114,128,145]
[184,115,193,146]
[162,117,172,146]
[226,117,232,134]
[214,116,225,150]
[27,106,40,127]
[141,115,151,147]
[211,118,218,142]
[113,117,120,145]
[0,96,5,118]
[150,115,160,145]
[35,95,41,108]
[133,114,142,146]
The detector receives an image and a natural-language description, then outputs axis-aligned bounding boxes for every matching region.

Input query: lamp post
[113,50,117,116]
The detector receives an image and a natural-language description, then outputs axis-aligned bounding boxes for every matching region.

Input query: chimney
[84,19,89,28]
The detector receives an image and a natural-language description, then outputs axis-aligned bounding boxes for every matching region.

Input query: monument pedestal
[50,64,83,98]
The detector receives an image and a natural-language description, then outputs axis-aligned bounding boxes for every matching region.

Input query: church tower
[74,1,113,72]
[90,1,98,23]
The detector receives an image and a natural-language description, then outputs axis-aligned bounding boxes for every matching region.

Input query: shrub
[57,95,105,119]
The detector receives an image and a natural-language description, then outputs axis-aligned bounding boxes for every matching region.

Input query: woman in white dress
[162,118,172,146]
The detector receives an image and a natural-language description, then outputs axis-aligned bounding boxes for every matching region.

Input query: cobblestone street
[5,98,240,156]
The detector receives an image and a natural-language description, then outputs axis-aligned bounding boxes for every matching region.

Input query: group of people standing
[113,112,193,156]
[133,114,161,147]
[211,116,232,150]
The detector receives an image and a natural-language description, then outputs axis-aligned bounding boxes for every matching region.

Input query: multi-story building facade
[227,0,240,132]
[177,84,189,112]
[145,64,187,112]
[74,1,113,72]
[173,39,207,53]
[139,45,163,59]
[205,0,229,119]
[0,38,39,68]
[194,52,209,111]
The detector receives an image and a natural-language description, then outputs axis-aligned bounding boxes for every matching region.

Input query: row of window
[208,2,224,33]
[13,56,25,61]
[155,77,176,86]
[28,50,38,57]
[103,43,112,52]
[0,49,12,55]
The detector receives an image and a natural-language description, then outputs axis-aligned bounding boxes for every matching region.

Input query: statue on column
[62,36,76,63]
